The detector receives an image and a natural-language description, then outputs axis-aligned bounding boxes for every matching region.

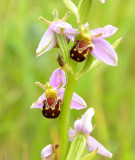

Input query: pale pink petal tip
[92,38,118,66]
[91,25,118,39]
[74,108,95,134]
[70,92,87,110]
[69,128,78,142]
[102,25,118,38]
[50,68,66,89]
[87,136,112,158]
[30,93,46,109]
[36,28,57,57]
[41,144,54,159]
[57,88,87,110]
[30,101,43,109]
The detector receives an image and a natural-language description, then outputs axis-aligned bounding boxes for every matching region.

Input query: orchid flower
[41,144,58,160]
[90,25,118,66]
[69,108,112,158]
[70,24,118,66]
[36,20,80,57]
[31,68,87,118]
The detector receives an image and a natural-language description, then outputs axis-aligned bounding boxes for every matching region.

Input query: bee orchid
[70,24,118,66]
[30,68,87,118]
[69,108,112,158]
[36,20,80,57]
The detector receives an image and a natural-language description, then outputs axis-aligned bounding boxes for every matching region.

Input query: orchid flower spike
[36,12,80,57]
[30,68,87,118]
[41,144,58,160]
[70,24,118,66]
[69,108,112,158]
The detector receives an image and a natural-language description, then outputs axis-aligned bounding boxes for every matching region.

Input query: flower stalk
[59,72,77,160]
[59,1,93,159]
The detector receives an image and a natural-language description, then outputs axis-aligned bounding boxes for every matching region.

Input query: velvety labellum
[70,40,93,62]
[42,97,62,119]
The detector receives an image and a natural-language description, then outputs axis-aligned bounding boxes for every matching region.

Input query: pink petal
[92,37,118,66]
[57,88,65,100]
[49,21,72,34]
[86,136,112,158]
[30,92,46,109]
[91,25,118,39]
[49,68,66,89]
[69,128,78,142]
[36,28,57,57]
[49,21,80,41]
[58,88,87,110]
[64,28,81,42]
[74,108,95,134]
[70,92,87,109]
[41,144,54,159]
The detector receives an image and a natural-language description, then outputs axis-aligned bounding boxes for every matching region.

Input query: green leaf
[112,37,123,49]
[75,54,94,80]
[66,134,86,160]
[80,149,98,160]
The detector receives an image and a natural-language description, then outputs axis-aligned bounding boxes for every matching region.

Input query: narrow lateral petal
[58,88,87,110]
[86,136,112,158]
[74,108,94,134]
[36,28,57,57]
[70,92,87,109]
[91,25,118,39]
[50,68,66,89]
[41,144,54,159]
[30,92,46,109]
[92,38,118,66]
[69,128,78,142]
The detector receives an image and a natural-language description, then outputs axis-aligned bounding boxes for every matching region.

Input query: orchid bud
[41,144,58,160]
[78,0,93,24]
[66,134,86,160]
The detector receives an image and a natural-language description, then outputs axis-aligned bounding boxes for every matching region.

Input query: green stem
[59,72,77,160]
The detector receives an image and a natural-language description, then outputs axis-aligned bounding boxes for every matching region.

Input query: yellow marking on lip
[71,53,74,57]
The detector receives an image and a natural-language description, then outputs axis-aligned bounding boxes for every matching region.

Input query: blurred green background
[0,0,135,159]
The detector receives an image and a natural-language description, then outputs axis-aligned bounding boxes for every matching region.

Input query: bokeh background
[0,0,135,159]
